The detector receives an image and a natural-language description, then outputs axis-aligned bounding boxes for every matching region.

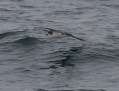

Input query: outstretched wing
[69,34,85,41]
[44,28,84,41]
[44,28,64,33]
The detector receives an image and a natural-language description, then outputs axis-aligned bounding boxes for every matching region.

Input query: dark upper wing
[69,34,85,41]
[44,28,65,34]
[44,28,59,32]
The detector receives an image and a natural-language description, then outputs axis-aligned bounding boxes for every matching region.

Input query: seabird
[44,28,84,41]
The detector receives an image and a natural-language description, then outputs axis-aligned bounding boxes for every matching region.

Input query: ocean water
[0,0,119,91]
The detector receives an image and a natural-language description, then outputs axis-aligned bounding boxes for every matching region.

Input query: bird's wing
[44,28,65,34]
[44,28,84,41]
[69,34,85,41]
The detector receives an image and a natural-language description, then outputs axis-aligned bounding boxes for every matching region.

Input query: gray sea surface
[0,0,119,91]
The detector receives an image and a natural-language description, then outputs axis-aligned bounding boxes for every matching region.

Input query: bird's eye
[48,31,53,35]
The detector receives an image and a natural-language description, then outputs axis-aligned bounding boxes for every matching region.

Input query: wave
[43,46,84,67]
[0,8,14,12]
[14,36,39,45]
[0,31,24,39]
[20,5,36,9]
[36,89,106,91]
[10,0,24,2]
[103,4,119,9]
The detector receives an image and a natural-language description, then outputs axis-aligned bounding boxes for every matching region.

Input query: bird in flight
[44,28,84,41]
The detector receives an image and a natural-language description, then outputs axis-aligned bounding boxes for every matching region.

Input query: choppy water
[0,0,119,91]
